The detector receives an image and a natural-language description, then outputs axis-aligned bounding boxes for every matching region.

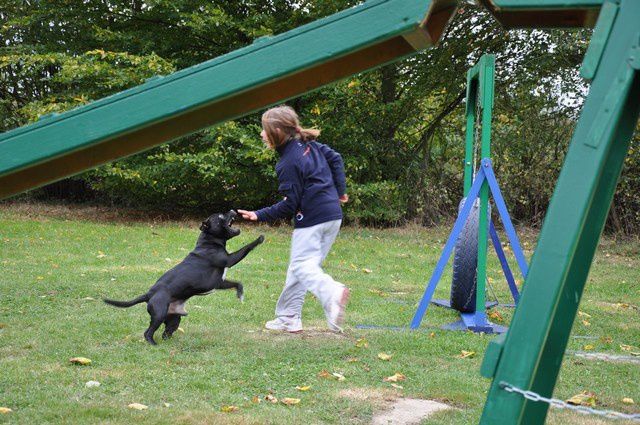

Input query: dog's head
[199,210,240,239]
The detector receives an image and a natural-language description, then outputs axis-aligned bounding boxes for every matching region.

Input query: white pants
[275,219,344,324]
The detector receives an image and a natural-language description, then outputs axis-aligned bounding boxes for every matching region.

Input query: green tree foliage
[1,1,638,232]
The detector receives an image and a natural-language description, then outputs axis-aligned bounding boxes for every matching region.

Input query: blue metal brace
[410,158,528,332]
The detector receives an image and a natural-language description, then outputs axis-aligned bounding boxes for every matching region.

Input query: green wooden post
[480,1,640,423]
[463,73,477,195]
[475,55,495,318]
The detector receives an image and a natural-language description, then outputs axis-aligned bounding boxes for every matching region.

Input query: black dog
[103,210,263,345]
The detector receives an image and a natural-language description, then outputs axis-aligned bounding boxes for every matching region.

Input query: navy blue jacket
[255,139,346,228]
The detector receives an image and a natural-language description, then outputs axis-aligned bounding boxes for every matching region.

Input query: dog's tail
[103,294,149,308]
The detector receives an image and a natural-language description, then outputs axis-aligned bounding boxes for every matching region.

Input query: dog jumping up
[103,210,263,345]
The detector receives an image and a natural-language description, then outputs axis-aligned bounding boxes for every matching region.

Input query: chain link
[499,381,640,422]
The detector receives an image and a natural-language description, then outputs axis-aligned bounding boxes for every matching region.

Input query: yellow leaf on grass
[578,311,592,318]
[458,350,476,359]
[346,357,360,363]
[620,344,635,352]
[369,288,388,297]
[583,345,594,351]
[488,310,504,323]
[429,332,436,338]
[363,268,372,274]
[251,396,261,404]
[566,392,597,407]
[69,357,92,366]
[220,405,239,413]
[128,403,148,410]
[281,398,300,405]
[390,383,404,389]
[355,338,369,348]
[332,372,346,381]
[377,353,392,361]
[622,398,635,404]
[581,320,591,327]
[383,373,406,383]
[265,394,278,403]
[296,386,311,391]
[0,407,12,414]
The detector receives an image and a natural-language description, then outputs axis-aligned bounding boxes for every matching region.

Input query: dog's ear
[199,221,209,232]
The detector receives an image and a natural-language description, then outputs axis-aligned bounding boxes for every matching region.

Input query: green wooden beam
[480,0,604,28]
[0,0,457,200]
[479,0,640,423]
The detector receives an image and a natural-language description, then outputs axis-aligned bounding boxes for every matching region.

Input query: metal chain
[499,382,640,422]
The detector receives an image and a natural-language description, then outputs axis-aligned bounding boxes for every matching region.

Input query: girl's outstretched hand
[237,209,258,221]
[339,194,349,204]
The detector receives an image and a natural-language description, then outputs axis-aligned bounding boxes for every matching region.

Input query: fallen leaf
[265,394,278,403]
[488,310,504,323]
[346,357,360,363]
[296,386,311,391]
[566,392,597,407]
[622,398,634,404]
[600,336,613,344]
[377,353,392,361]
[368,288,388,297]
[96,251,106,259]
[583,345,594,351]
[332,372,346,381]
[128,403,148,410]
[318,370,331,379]
[281,398,300,405]
[163,403,171,407]
[390,383,404,389]
[220,405,239,413]
[429,332,436,338]
[581,320,591,327]
[69,357,92,366]
[355,338,369,348]
[383,372,406,383]
[620,344,635,352]
[177,327,185,334]
[362,268,372,274]
[251,396,261,404]
[578,311,592,318]
[631,352,640,357]
[0,407,12,414]
[458,350,476,359]
[85,380,100,388]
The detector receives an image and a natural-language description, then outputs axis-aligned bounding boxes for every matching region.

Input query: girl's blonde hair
[261,105,320,148]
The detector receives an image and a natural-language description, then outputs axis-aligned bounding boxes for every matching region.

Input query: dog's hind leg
[144,291,170,345]
[220,279,244,302]
[162,314,182,340]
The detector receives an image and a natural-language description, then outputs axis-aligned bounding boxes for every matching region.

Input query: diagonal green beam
[480,0,603,28]
[480,0,640,423]
[0,0,457,200]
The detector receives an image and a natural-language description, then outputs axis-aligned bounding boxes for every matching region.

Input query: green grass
[0,204,638,424]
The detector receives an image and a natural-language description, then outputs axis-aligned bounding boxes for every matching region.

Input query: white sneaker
[326,287,350,332]
[264,317,303,333]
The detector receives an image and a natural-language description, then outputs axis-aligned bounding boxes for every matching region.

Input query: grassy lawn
[0,203,638,424]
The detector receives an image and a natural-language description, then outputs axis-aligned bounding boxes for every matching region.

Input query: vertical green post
[480,1,639,423]
[464,76,478,196]
[476,54,496,317]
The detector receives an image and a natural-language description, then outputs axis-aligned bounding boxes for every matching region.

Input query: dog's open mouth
[225,211,240,236]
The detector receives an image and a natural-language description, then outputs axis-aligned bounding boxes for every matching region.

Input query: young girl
[238,105,349,333]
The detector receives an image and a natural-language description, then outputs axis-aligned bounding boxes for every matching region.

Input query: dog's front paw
[256,235,265,244]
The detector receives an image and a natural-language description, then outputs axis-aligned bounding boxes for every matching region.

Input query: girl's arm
[253,163,303,222]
